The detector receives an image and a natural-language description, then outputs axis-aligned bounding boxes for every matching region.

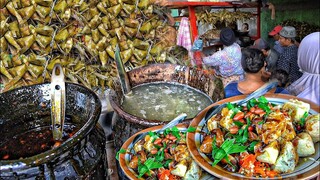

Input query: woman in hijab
[286,32,320,105]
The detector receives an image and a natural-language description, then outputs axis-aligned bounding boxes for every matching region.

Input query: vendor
[241,23,249,32]
[201,28,244,87]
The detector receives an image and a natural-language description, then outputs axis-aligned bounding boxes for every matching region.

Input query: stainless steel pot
[109,63,224,149]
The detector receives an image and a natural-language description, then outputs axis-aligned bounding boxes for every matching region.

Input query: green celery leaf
[300,112,308,126]
[233,107,241,113]
[156,149,164,162]
[116,148,126,160]
[246,117,251,126]
[212,148,227,167]
[258,96,268,103]
[248,141,259,152]
[236,125,248,144]
[211,136,219,158]
[224,154,235,168]
[145,158,163,170]
[220,139,235,153]
[164,128,170,136]
[148,131,156,137]
[172,126,179,132]
[234,121,244,127]
[163,141,167,148]
[238,128,244,136]
[248,98,258,109]
[187,126,196,132]
[171,126,181,139]
[258,103,270,113]
[227,143,247,154]
[138,159,149,178]
[164,159,173,168]
[138,158,163,178]
[227,102,235,110]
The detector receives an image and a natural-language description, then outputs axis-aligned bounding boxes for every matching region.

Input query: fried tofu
[273,141,298,173]
[293,132,315,157]
[282,99,310,123]
[256,141,280,165]
[305,114,320,143]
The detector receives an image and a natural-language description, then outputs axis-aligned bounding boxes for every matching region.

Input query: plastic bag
[191,38,203,52]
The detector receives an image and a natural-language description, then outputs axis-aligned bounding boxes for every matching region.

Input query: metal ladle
[115,44,131,95]
[50,63,66,141]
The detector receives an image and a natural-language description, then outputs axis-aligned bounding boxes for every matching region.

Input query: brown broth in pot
[0,116,80,160]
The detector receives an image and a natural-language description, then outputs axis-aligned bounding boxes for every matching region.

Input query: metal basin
[109,63,224,149]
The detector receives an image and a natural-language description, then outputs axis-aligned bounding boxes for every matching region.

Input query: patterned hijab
[287,32,320,105]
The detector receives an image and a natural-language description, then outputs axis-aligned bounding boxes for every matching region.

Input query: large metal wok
[0,83,106,179]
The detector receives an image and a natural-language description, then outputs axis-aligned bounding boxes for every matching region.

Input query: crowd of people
[201,25,319,105]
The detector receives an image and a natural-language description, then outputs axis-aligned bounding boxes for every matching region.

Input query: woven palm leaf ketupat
[0,0,176,92]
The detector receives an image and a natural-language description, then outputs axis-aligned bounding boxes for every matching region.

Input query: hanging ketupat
[0,0,176,92]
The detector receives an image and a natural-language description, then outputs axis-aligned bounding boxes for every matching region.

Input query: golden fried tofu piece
[257,141,280,165]
[293,132,315,157]
[282,99,310,123]
[305,114,320,143]
[273,141,298,173]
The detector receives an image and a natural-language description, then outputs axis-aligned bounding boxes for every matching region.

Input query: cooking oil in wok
[121,82,213,121]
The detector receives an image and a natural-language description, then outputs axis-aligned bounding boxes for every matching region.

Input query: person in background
[224,48,288,98]
[202,28,244,87]
[242,23,249,32]
[276,26,303,85]
[251,38,279,81]
[286,32,320,105]
[269,25,284,54]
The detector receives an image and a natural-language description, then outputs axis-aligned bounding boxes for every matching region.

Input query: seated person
[251,38,280,81]
[224,48,289,98]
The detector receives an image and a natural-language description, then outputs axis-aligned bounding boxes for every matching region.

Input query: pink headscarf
[287,32,320,105]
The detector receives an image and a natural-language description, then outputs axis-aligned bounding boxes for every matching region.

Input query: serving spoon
[204,79,279,122]
[131,113,188,146]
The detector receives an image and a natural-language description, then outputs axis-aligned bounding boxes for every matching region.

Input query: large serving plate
[118,123,217,180]
[118,124,188,180]
[187,94,320,179]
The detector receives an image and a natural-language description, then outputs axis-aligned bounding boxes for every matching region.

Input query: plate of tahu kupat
[187,94,319,179]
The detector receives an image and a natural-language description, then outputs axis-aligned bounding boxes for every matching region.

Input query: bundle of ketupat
[0,0,176,92]
[196,9,252,28]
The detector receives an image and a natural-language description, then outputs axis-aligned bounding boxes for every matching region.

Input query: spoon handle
[204,80,279,122]
[237,79,279,105]
[51,63,66,141]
